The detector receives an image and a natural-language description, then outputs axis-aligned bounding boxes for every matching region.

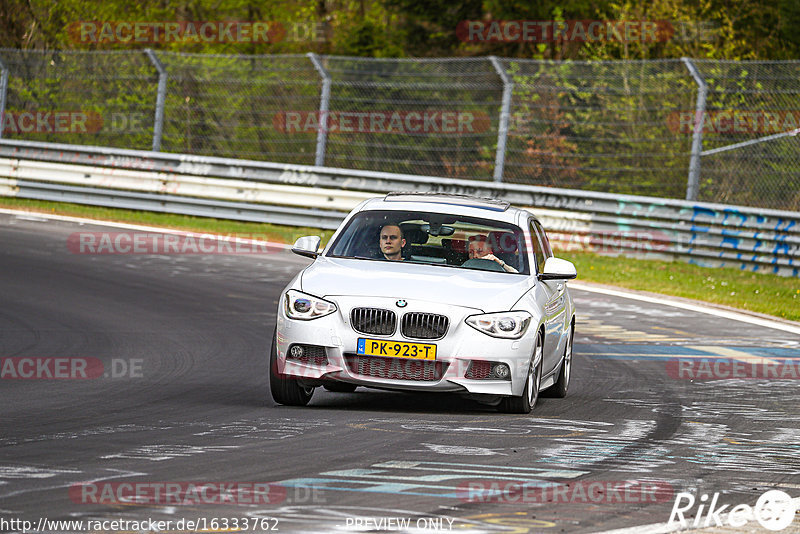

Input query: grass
[2,196,798,321]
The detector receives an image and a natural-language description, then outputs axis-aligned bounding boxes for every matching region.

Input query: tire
[323,382,358,393]
[543,322,573,399]
[269,327,314,406]
[499,331,543,414]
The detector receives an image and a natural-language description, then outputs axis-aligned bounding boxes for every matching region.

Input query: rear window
[327,210,529,275]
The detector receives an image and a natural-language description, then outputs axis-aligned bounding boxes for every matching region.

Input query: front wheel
[499,331,543,414]
[269,327,314,406]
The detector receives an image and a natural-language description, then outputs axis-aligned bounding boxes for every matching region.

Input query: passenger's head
[379,224,405,260]
[468,235,493,259]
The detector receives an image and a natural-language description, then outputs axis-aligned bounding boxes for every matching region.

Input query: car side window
[532,220,553,258]
[528,220,546,274]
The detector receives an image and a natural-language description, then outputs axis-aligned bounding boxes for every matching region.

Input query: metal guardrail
[4,50,800,211]
[0,138,798,277]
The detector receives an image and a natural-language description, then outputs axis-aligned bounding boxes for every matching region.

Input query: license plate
[357,338,437,360]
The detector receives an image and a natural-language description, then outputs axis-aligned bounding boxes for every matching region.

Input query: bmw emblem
[396,299,408,308]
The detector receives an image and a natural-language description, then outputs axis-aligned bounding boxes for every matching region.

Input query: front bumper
[276,296,537,396]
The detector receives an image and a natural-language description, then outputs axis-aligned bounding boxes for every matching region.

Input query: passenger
[467,235,518,273]
[379,224,405,261]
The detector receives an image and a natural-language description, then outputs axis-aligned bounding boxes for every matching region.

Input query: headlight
[465,311,532,339]
[284,290,337,320]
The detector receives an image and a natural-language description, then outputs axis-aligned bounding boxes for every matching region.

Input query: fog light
[493,363,511,379]
[289,345,304,358]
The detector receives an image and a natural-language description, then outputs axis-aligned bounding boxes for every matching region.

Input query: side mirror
[538,257,577,281]
[292,236,321,259]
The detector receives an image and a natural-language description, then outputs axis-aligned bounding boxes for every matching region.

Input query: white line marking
[0,468,147,500]
[0,207,292,250]
[319,469,537,484]
[593,521,687,534]
[570,282,800,336]
[586,353,792,359]
[373,460,587,478]
[688,346,779,365]
[0,466,80,479]
[419,443,506,456]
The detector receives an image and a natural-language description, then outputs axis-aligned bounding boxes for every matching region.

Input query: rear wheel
[544,322,573,398]
[499,331,543,414]
[323,382,358,393]
[269,327,314,406]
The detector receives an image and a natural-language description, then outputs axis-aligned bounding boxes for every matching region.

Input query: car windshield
[327,210,529,275]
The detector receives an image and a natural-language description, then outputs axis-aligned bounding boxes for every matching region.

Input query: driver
[467,235,518,273]
[379,224,405,261]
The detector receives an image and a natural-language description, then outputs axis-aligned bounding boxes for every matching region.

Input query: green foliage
[1,0,798,209]
[2,0,797,59]
[338,20,403,56]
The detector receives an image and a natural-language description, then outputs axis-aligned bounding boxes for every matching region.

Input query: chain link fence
[693,60,800,210]
[0,49,797,210]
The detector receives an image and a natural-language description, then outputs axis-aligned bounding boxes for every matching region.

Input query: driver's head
[468,235,492,259]
[379,224,405,260]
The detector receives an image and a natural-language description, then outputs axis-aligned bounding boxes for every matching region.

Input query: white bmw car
[271,193,576,413]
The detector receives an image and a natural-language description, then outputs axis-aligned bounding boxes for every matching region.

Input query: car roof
[384,192,510,211]
[357,192,530,225]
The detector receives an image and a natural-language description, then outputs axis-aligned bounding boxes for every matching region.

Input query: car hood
[300,257,532,312]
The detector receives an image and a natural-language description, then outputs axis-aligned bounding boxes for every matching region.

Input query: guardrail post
[0,54,9,141]
[490,56,513,183]
[307,53,331,167]
[145,49,167,152]
[682,57,707,202]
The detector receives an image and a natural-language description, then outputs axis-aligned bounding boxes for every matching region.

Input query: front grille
[351,307,396,336]
[344,354,447,382]
[286,344,328,366]
[401,312,449,340]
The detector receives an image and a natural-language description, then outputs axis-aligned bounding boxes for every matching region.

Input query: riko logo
[669,489,797,531]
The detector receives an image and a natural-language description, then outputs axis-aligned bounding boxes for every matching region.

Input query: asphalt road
[1,211,799,534]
